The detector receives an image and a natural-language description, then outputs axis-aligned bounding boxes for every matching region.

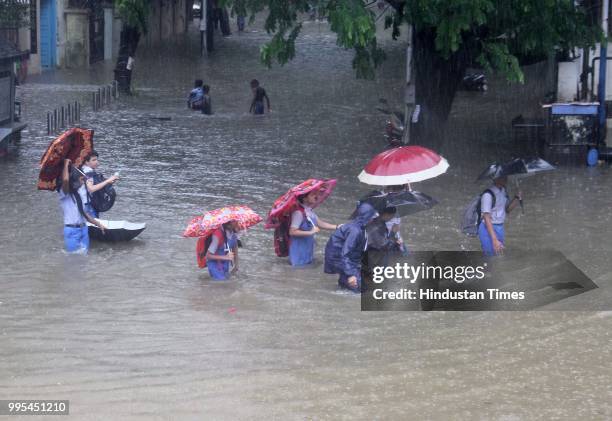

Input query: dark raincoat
[324,202,378,290]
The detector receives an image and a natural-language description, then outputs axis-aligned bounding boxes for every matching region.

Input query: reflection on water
[1,19,612,420]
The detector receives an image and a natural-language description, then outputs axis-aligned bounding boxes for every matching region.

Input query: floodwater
[2,18,612,420]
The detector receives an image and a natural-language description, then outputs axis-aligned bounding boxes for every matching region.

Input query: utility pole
[402,25,416,145]
[597,0,609,144]
[206,0,214,52]
[199,0,206,55]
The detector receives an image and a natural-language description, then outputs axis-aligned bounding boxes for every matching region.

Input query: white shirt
[385,216,403,242]
[290,206,317,229]
[59,187,87,225]
[480,185,508,225]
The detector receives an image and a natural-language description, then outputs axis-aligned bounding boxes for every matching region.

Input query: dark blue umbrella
[357,190,437,217]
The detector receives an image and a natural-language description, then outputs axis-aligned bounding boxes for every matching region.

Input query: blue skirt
[478,222,505,256]
[207,237,237,279]
[289,235,315,266]
[208,260,230,280]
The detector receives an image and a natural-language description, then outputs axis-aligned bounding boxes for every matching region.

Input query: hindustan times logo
[372,262,487,284]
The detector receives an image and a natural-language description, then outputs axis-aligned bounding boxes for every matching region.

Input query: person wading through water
[479,175,522,256]
[58,159,106,253]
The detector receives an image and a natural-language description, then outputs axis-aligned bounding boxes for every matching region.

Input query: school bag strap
[481,188,496,211]
[196,228,226,268]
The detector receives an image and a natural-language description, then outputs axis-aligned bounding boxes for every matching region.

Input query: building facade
[1,0,191,76]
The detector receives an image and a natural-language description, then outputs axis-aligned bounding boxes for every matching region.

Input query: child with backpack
[462,176,522,256]
[288,190,339,266]
[59,159,106,253]
[188,79,204,110]
[197,221,240,280]
[81,150,119,218]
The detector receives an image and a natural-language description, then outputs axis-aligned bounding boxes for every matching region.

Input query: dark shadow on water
[89,238,148,251]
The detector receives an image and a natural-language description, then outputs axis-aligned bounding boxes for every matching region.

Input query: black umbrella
[357,190,438,217]
[477,157,556,213]
[88,219,146,242]
[522,157,556,174]
[477,157,555,181]
[476,158,528,181]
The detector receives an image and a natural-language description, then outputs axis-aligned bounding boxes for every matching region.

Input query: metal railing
[92,80,119,111]
[47,102,81,135]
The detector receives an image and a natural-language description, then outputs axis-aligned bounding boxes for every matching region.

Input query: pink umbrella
[264,179,336,229]
[358,146,449,185]
[183,205,262,238]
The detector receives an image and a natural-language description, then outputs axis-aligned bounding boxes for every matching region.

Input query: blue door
[40,0,56,69]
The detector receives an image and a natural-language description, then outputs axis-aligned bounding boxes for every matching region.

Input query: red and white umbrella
[358,146,449,185]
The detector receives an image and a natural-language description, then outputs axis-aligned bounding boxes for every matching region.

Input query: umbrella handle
[72,166,86,177]
[514,178,524,214]
[225,242,234,269]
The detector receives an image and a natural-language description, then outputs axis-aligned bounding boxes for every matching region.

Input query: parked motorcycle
[377,99,406,147]
[461,73,488,91]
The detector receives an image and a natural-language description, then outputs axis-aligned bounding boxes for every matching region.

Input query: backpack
[461,189,496,236]
[87,171,116,213]
[273,221,290,257]
[196,229,225,268]
[273,207,306,257]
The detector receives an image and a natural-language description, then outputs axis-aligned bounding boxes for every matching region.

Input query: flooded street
[2,19,612,420]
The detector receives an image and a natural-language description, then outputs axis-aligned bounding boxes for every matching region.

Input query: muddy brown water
[1,19,612,420]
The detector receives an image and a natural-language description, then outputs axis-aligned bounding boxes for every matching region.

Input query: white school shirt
[290,206,317,229]
[59,186,87,225]
[480,185,509,225]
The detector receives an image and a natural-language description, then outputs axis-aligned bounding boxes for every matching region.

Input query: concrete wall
[14,0,42,75]
[14,0,188,71]
[56,0,65,68]
[557,59,582,102]
[64,9,89,68]
[112,15,121,58]
[103,7,113,60]
[557,45,612,102]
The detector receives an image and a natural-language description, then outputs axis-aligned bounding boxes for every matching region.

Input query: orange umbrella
[37,128,94,191]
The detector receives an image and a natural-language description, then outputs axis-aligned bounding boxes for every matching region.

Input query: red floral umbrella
[358,145,449,186]
[38,128,94,191]
[264,179,336,229]
[183,205,262,238]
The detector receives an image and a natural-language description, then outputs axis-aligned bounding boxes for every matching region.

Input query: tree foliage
[113,0,151,93]
[114,0,150,34]
[0,0,30,29]
[224,0,602,82]
[399,0,602,82]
